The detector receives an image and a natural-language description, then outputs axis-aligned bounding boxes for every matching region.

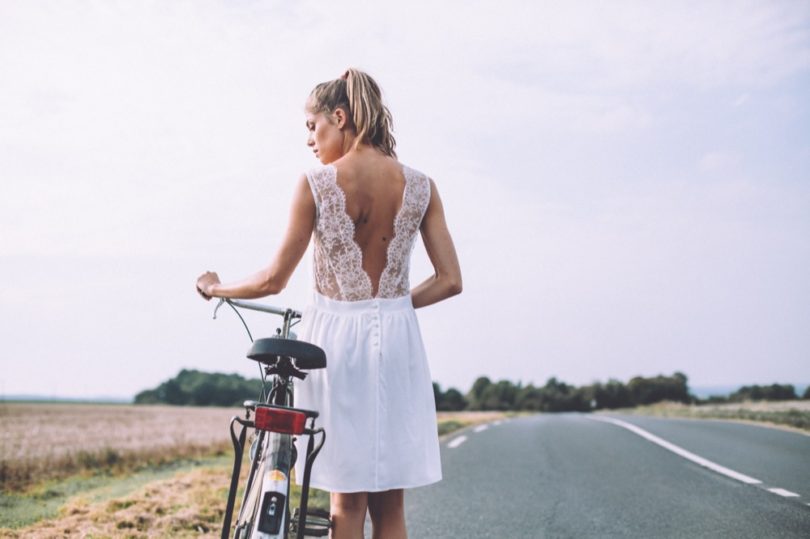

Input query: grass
[609,400,810,433]
[436,411,509,437]
[0,466,230,538]
[0,454,331,537]
[0,455,231,529]
[437,420,465,436]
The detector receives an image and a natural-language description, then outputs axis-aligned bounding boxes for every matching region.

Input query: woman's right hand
[196,271,221,301]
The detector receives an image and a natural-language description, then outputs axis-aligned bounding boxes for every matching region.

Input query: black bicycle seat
[247,338,326,370]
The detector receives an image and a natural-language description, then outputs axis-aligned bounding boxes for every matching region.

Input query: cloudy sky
[2,1,809,399]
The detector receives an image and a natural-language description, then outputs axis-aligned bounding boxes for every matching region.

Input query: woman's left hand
[196,271,221,300]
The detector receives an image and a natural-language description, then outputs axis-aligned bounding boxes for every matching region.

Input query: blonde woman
[197,68,462,539]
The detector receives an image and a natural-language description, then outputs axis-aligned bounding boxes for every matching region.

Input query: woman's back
[307,153,431,301]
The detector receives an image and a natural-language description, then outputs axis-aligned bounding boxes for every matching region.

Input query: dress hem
[294,475,442,494]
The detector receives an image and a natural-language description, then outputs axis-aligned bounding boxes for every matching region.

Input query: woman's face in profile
[306,111,343,164]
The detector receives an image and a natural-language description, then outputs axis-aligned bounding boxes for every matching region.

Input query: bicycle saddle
[247,338,326,370]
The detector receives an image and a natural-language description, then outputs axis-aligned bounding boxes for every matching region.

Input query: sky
[2,0,809,399]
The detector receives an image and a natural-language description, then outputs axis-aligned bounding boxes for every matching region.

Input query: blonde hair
[307,68,397,157]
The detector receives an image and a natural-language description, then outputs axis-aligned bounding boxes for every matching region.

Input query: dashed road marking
[474,424,489,433]
[589,416,762,485]
[447,435,468,449]
[768,488,800,498]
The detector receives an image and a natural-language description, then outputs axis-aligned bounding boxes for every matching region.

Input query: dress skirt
[293,292,442,493]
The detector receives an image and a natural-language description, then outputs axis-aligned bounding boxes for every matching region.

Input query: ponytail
[307,68,397,158]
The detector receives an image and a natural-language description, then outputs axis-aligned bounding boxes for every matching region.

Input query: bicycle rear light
[254,407,307,435]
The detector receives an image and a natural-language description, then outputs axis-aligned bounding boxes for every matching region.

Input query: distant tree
[803,386,810,400]
[133,388,160,404]
[590,379,633,409]
[729,384,797,402]
[159,379,188,405]
[539,377,589,412]
[479,380,519,411]
[467,376,492,410]
[516,384,544,411]
[432,383,468,411]
[627,373,690,406]
[134,369,262,406]
[440,388,467,411]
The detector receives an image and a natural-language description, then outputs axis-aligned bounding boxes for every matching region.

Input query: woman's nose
[306,134,314,146]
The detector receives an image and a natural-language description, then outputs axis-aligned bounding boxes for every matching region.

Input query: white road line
[473,424,489,433]
[768,488,800,498]
[589,416,762,485]
[447,435,468,449]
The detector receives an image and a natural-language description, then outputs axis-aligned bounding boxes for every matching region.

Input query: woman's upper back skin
[331,150,408,297]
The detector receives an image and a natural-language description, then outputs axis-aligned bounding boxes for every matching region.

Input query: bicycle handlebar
[213,298,302,319]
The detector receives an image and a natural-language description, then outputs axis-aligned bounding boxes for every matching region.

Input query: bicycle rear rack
[221,409,328,539]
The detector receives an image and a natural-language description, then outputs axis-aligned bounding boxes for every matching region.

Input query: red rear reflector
[254,407,307,435]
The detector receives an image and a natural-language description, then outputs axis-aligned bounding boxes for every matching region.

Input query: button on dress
[293,163,441,493]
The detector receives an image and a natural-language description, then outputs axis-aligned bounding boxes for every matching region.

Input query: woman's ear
[333,107,349,130]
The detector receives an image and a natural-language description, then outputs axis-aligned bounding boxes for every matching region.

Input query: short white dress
[293,163,442,493]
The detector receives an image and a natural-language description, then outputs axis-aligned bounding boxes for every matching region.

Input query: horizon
[4,376,808,404]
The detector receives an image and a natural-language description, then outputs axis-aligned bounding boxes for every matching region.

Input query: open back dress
[293,162,442,493]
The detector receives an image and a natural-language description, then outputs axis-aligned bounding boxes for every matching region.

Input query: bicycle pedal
[306,507,330,519]
[290,507,332,537]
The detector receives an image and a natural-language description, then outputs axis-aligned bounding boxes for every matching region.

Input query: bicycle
[212,298,332,539]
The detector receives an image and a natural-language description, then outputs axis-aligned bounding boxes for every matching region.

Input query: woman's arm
[411,179,462,309]
[196,174,315,300]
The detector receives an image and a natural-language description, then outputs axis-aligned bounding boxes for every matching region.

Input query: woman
[196,68,462,539]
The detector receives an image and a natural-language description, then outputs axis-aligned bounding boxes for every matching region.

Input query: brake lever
[213,298,227,320]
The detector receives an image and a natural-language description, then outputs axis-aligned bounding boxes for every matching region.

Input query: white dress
[293,163,442,493]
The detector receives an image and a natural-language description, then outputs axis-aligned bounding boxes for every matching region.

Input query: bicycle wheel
[233,405,296,537]
[232,435,266,538]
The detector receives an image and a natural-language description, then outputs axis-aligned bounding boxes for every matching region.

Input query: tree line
[434,374,810,412]
[135,369,808,410]
[134,369,261,407]
[705,383,806,404]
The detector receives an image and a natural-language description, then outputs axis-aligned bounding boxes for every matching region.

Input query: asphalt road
[402,414,810,538]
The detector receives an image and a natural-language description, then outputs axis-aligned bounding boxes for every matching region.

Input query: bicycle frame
[214,299,328,539]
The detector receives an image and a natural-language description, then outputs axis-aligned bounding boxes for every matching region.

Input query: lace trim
[378,166,430,298]
[307,164,430,301]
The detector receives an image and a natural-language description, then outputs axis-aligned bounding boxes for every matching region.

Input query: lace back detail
[306,164,431,301]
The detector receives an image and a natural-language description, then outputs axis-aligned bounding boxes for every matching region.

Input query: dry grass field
[1,403,238,490]
[614,399,810,433]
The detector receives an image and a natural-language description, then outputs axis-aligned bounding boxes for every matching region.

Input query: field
[0,403,505,537]
[611,399,810,433]
[1,403,237,491]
